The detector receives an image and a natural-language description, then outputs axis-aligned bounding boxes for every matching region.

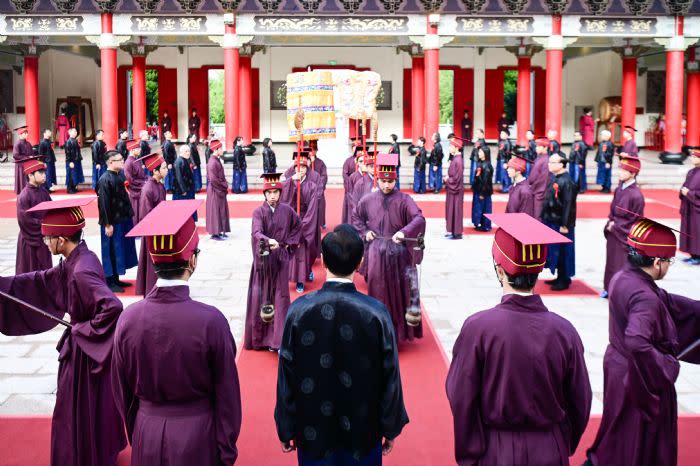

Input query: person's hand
[619,152,628,157]
[479,195,485,200]
[433,166,438,172]
[560,226,569,234]
[168,164,173,169]
[69,162,74,168]
[681,187,689,196]
[105,225,114,237]
[606,221,614,232]
[392,231,405,244]
[96,164,101,170]
[366,231,376,242]
[382,438,394,456]
[281,440,296,453]
[269,239,279,250]
[605,163,611,169]
[579,164,584,169]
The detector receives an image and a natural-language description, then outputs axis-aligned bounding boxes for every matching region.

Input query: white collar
[622,180,636,190]
[326,277,353,284]
[155,279,189,287]
[504,291,534,297]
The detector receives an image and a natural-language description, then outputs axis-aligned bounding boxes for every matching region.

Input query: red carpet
[113,279,140,297]
[535,279,599,296]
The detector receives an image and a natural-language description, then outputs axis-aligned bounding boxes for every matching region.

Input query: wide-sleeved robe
[124,155,147,222]
[55,114,69,147]
[112,285,242,466]
[275,281,409,460]
[527,154,550,219]
[505,179,535,216]
[312,157,328,227]
[64,137,85,190]
[16,184,52,274]
[342,155,357,223]
[97,170,138,278]
[284,166,322,260]
[680,167,700,257]
[542,172,578,280]
[281,176,319,283]
[446,294,592,466]
[587,265,700,466]
[445,153,464,235]
[603,181,645,291]
[0,242,126,466]
[245,202,301,350]
[205,155,230,235]
[618,138,639,158]
[352,189,426,343]
[134,178,166,296]
[13,138,33,194]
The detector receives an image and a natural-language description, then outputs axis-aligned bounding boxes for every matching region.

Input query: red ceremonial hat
[353,145,369,157]
[507,154,528,174]
[127,199,202,264]
[624,125,638,133]
[535,137,549,148]
[487,213,572,276]
[364,151,377,165]
[450,138,463,149]
[376,153,398,180]
[261,172,283,192]
[626,217,677,259]
[14,126,28,135]
[138,152,165,171]
[126,140,140,152]
[689,148,700,157]
[619,154,641,174]
[209,139,222,152]
[23,156,47,175]
[292,151,311,166]
[28,197,95,237]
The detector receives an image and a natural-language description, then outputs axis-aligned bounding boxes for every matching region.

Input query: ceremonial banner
[286,71,336,141]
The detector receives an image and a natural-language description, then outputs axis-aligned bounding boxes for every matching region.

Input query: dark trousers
[413,168,426,193]
[107,235,118,284]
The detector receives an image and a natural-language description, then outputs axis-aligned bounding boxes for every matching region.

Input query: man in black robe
[547,129,561,156]
[64,127,83,194]
[38,128,57,191]
[497,112,511,135]
[188,108,201,141]
[91,129,107,190]
[275,224,409,465]
[139,129,151,160]
[461,110,472,143]
[162,130,177,192]
[173,144,197,221]
[97,151,137,292]
[115,128,129,159]
[160,110,172,142]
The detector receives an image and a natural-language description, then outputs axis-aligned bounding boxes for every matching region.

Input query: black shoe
[109,283,124,293]
[450,234,463,240]
[117,280,132,288]
[551,281,570,291]
[544,279,558,285]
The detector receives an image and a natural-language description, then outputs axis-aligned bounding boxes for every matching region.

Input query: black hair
[154,261,189,280]
[66,230,83,244]
[574,131,581,136]
[235,136,243,143]
[418,136,426,144]
[43,128,51,134]
[433,133,441,143]
[263,137,272,147]
[479,147,491,163]
[321,224,364,276]
[556,153,568,168]
[476,128,485,136]
[390,134,398,142]
[526,129,534,135]
[447,133,456,139]
[105,150,121,160]
[119,128,127,135]
[95,129,104,136]
[627,247,656,267]
[505,271,538,291]
[583,107,592,114]
[191,108,197,112]
[188,133,197,142]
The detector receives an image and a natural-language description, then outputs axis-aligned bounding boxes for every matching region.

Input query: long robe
[124,155,147,222]
[579,114,595,146]
[505,180,535,216]
[619,138,638,158]
[527,154,550,219]
[13,138,33,194]
[97,170,138,278]
[680,167,700,256]
[205,155,231,235]
[285,166,322,260]
[445,154,464,235]
[55,114,69,147]
[16,184,52,274]
[311,157,328,227]
[245,202,301,350]
[64,137,85,190]
[587,264,700,466]
[603,181,645,291]
[275,281,409,460]
[542,172,578,280]
[39,137,57,188]
[281,176,319,283]
[341,155,356,224]
[447,294,591,466]
[91,140,107,190]
[134,178,166,296]
[347,171,368,221]
[112,285,242,466]
[0,242,126,465]
[352,189,426,343]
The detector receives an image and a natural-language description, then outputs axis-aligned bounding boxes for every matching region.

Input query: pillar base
[514,145,528,155]
[659,151,686,164]
[243,144,257,156]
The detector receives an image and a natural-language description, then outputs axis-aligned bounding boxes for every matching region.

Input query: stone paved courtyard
[0,186,698,417]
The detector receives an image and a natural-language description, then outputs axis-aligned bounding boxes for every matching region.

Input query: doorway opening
[125,68,159,138]
[208,69,225,140]
[439,69,454,138]
[503,70,517,125]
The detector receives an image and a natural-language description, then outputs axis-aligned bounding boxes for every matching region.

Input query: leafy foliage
[439,70,453,125]
[209,70,225,124]
[503,70,517,123]
[146,69,159,124]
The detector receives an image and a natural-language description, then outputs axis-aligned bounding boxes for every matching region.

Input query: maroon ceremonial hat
[23,156,47,175]
[28,197,95,237]
[364,151,376,165]
[138,152,165,171]
[535,137,549,148]
[292,151,311,166]
[353,145,369,157]
[624,125,638,133]
[14,126,28,135]
[209,139,222,152]
[261,172,283,192]
[450,138,464,149]
[507,154,528,174]
[376,153,398,180]
[689,148,700,157]
[487,213,572,276]
[127,200,202,264]
[126,139,140,152]
[619,154,641,174]
[627,217,677,259]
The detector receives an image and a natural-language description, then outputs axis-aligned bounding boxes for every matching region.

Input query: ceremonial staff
[372,111,379,189]
[294,96,304,215]
[678,338,700,360]
[0,290,72,328]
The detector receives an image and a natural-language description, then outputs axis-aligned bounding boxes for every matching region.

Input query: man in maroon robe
[134,152,168,296]
[527,137,551,219]
[505,154,535,216]
[618,125,639,158]
[601,155,645,298]
[352,154,426,343]
[205,140,231,240]
[284,152,322,262]
[0,197,126,466]
[281,152,320,293]
[245,172,301,351]
[341,150,357,223]
[309,144,328,229]
[447,212,591,466]
[117,200,242,466]
[123,139,146,222]
[349,152,376,280]
[13,125,34,194]
[680,149,700,264]
[16,157,52,274]
[586,217,700,466]
[444,138,464,239]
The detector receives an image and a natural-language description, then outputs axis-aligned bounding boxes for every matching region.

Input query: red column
[686,47,699,148]
[23,55,40,144]
[224,23,239,151]
[545,15,563,138]
[621,56,637,133]
[100,13,118,148]
[132,54,147,135]
[424,20,440,150]
[662,17,685,160]
[516,56,531,147]
[239,55,252,145]
[411,56,425,144]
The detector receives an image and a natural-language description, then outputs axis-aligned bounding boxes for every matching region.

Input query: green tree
[503,70,518,123]
[439,70,454,125]
[145,69,159,123]
[209,70,225,124]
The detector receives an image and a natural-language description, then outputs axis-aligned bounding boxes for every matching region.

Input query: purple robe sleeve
[111,319,138,441]
[317,161,328,189]
[681,171,700,207]
[17,189,49,248]
[0,267,66,335]
[300,185,320,239]
[612,190,645,241]
[445,157,464,192]
[563,331,592,453]
[209,158,228,193]
[399,196,426,240]
[351,197,369,237]
[661,291,700,363]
